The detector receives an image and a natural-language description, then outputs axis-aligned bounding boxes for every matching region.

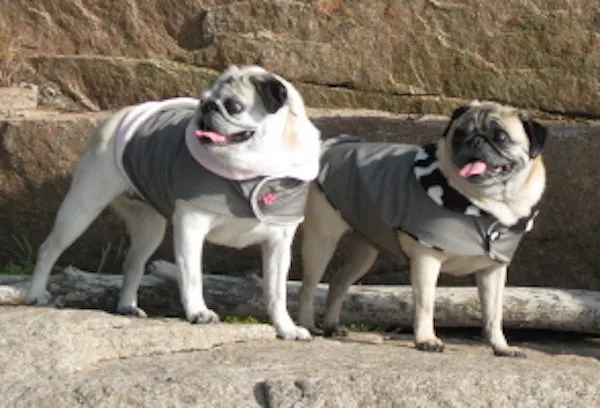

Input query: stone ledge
[1,307,598,407]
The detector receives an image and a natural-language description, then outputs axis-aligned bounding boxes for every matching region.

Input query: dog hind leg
[111,197,167,317]
[476,265,526,357]
[297,185,349,334]
[27,151,129,305]
[297,229,343,335]
[322,233,378,336]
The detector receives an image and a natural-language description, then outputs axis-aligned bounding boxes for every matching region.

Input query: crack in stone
[535,108,600,120]
[92,338,261,369]
[302,79,440,97]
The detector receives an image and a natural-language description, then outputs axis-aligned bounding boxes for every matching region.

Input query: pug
[27,65,321,340]
[298,101,548,356]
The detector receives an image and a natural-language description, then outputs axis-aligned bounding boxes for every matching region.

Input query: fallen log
[1,261,599,335]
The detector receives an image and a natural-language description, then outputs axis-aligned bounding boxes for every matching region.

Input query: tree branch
[1,261,599,335]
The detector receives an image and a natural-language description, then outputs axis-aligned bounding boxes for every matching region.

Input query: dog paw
[187,309,220,324]
[415,338,445,352]
[307,326,325,336]
[323,325,349,338]
[277,325,312,341]
[117,305,148,318]
[493,346,527,358]
[26,290,52,306]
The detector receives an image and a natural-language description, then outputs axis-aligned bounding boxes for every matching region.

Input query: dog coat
[117,99,309,225]
[317,136,538,264]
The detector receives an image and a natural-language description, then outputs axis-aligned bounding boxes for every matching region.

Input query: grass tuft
[221,315,269,325]
[0,264,33,275]
[0,235,35,270]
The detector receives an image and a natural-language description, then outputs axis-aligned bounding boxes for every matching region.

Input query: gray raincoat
[120,103,309,225]
[317,136,537,264]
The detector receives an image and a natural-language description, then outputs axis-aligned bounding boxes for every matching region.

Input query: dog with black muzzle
[298,101,548,356]
[27,65,320,340]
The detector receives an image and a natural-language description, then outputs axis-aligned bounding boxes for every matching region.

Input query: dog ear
[252,77,288,113]
[442,105,471,137]
[521,118,548,158]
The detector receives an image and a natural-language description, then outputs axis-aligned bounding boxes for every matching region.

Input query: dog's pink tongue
[459,161,487,178]
[195,130,228,143]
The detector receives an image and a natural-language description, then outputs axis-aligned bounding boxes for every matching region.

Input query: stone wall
[1,109,598,289]
[0,0,598,288]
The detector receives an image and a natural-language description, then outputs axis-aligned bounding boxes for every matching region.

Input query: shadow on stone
[253,381,268,408]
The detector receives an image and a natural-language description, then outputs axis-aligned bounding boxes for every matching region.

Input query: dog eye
[493,131,509,143]
[224,99,245,115]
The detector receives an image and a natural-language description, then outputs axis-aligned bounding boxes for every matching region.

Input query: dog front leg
[261,228,312,340]
[476,265,526,357]
[173,205,219,324]
[411,254,445,352]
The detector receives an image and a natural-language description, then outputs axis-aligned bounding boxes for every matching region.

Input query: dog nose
[472,134,486,146]
[201,101,219,115]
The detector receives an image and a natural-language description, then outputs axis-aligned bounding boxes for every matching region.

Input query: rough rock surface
[28,56,218,111]
[1,307,599,407]
[26,55,464,114]
[1,0,599,116]
[0,86,38,114]
[1,110,598,290]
